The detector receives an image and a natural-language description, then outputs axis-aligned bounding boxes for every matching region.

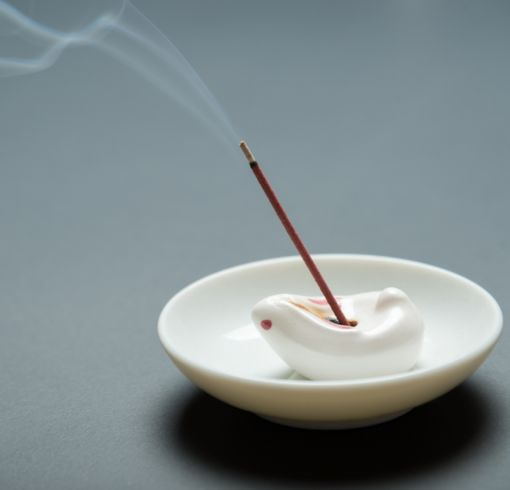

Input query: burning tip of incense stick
[240,140,255,163]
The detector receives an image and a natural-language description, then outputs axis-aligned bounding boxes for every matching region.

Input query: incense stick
[240,141,350,326]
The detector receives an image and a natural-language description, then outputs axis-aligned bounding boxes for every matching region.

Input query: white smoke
[0,0,239,149]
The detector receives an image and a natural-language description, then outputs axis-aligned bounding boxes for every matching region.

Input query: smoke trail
[0,0,239,150]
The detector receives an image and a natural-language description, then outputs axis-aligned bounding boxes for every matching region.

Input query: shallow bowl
[158,255,502,429]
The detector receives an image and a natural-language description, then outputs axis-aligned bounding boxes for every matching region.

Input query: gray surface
[1,0,509,489]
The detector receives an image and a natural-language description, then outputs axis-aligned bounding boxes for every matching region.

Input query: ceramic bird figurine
[251,288,424,380]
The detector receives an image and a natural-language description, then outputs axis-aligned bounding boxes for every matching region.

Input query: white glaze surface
[252,288,424,380]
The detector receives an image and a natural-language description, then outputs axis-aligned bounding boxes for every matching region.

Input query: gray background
[1,0,509,488]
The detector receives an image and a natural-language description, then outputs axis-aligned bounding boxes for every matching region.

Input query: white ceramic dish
[158,255,502,429]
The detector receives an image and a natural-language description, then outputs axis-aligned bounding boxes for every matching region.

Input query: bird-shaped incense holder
[252,288,424,380]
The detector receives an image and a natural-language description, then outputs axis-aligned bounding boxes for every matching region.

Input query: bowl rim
[158,254,503,389]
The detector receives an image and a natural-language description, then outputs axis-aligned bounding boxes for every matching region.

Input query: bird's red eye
[260,319,272,330]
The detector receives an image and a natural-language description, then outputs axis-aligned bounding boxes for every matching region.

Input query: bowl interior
[159,255,502,382]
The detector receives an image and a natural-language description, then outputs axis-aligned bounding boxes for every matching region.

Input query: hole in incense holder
[329,318,358,327]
